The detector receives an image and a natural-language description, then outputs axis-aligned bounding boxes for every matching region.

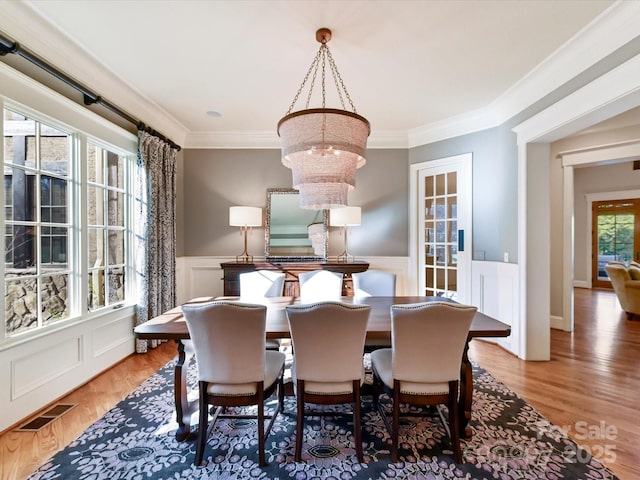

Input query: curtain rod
[0,31,181,151]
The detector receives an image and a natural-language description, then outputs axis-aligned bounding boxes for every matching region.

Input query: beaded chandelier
[277,28,370,210]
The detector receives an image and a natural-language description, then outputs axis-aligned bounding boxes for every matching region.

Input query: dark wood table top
[134,296,511,341]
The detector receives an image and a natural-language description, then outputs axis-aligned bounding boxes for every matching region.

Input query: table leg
[174,339,196,441]
[458,339,473,438]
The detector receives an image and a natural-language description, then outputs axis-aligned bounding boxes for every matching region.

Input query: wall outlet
[503,252,509,262]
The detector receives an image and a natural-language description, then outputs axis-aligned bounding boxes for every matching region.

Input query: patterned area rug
[29,357,618,479]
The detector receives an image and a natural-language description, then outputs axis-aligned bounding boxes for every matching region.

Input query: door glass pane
[421,166,460,299]
[447,172,457,194]
[597,211,635,280]
[424,175,433,198]
[435,174,445,196]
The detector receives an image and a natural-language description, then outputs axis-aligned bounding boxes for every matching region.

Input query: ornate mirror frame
[265,188,328,261]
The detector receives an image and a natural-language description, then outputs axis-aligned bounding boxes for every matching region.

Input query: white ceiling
[2,0,634,148]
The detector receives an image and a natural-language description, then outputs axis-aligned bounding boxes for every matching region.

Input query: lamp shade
[229,206,262,227]
[330,206,361,227]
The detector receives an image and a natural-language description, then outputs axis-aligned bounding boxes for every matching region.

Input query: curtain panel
[135,131,178,353]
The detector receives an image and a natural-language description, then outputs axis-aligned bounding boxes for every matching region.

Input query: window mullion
[76,134,88,316]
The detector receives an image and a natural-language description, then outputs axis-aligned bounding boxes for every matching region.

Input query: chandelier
[278,28,370,210]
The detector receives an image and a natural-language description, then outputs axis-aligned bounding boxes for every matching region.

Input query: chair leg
[448,380,463,463]
[258,384,266,467]
[195,382,209,466]
[278,373,285,412]
[295,380,304,462]
[391,381,400,463]
[353,380,364,463]
[371,374,380,410]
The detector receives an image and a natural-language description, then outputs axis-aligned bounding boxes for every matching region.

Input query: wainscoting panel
[11,336,82,401]
[0,308,135,433]
[93,312,137,358]
[471,261,519,354]
[176,256,410,302]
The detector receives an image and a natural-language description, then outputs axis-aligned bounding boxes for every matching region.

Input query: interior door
[415,154,472,302]
[592,198,640,288]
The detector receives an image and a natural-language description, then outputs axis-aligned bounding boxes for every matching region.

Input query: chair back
[239,270,286,299]
[286,301,370,383]
[182,301,267,384]
[298,270,343,301]
[391,301,476,385]
[352,269,396,298]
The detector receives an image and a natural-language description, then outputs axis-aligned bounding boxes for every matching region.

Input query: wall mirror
[265,188,328,260]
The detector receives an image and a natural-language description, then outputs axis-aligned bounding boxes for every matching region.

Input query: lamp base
[336,251,354,263]
[236,253,254,263]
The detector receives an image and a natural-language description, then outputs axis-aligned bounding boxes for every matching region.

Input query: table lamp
[229,206,262,263]
[330,206,361,262]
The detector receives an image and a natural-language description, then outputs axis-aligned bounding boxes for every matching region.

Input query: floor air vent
[16,403,77,432]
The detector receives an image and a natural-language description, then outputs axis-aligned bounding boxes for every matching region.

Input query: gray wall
[573,162,640,280]
[409,126,519,263]
[179,148,408,258]
[549,124,640,316]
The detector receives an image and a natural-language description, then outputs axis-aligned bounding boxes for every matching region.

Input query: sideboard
[220,261,370,297]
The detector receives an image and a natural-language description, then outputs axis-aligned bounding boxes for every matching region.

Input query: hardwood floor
[471,288,640,480]
[0,341,178,480]
[1,288,638,479]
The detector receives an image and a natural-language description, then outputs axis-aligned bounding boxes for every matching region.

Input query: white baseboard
[550,314,570,331]
[573,280,589,289]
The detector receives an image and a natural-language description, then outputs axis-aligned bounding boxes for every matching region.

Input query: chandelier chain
[305,52,320,110]
[285,40,358,115]
[326,47,356,113]
[285,46,322,115]
[328,49,347,110]
[321,45,326,109]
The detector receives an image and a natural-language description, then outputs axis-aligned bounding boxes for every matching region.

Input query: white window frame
[1,68,137,347]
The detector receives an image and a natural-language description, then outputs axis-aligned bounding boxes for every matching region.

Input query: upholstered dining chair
[239,270,286,350]
[181,301,286,467]
[352,269,397,298]
[298,270,343,301]
[352,269,397,352]
[370,301,477,463]
[285,301,371,462]
[239,270,286,299]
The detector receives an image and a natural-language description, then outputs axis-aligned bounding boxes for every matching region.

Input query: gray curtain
[135,131,178,353]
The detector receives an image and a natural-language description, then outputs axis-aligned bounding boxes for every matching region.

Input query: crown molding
[3,1,639,150]
[0,1,189,146]
[409,0,640,148]
[183,130,408,149]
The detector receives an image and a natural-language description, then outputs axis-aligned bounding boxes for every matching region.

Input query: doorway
[592,198,640,287]
[410,153,472,303]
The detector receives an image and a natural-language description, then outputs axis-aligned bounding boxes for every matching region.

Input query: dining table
[134,295,511,442]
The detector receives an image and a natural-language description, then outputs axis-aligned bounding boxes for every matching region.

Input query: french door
[592,198,640,288]
[413,154,472,302]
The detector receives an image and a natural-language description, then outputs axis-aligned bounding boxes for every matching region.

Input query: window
[3,106,134,338]
[87,144,127,310]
